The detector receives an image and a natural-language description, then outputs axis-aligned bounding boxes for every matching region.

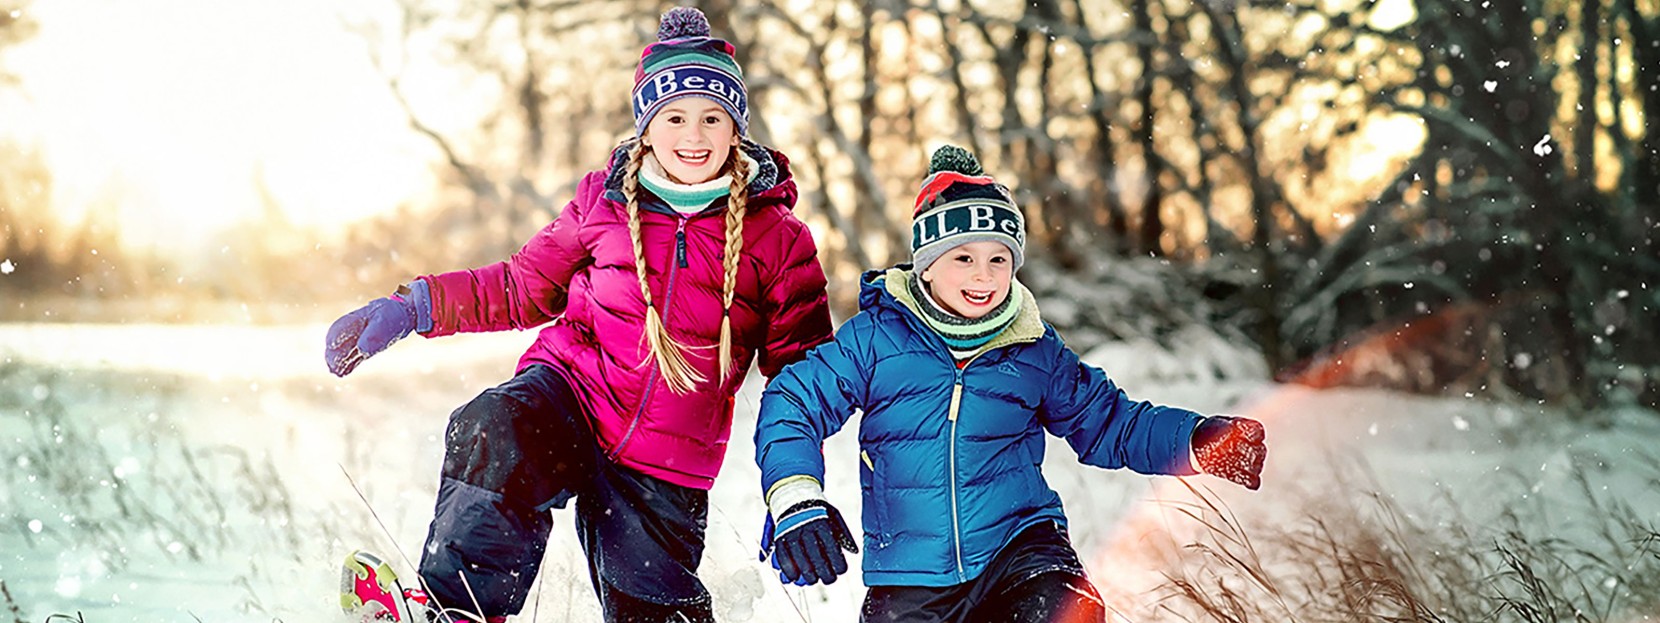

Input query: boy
[753,146,1266,622]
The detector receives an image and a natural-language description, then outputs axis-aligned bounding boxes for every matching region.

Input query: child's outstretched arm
[325,173,596,375]
[753,315,875,585]
[419,172,601,338]
[1037,336,1266,489]
[1036,335,1205,476]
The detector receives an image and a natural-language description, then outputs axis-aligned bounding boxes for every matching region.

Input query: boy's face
[643,96,738,184]
[919,241,1015,319]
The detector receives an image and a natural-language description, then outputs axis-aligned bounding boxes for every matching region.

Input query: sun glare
[3,0,437,256]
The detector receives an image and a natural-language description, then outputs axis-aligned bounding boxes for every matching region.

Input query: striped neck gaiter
[906,272,1023,360]
[639,153,743,215]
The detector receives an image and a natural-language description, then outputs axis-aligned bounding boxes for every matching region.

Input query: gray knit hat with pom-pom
[910,145,1025,272]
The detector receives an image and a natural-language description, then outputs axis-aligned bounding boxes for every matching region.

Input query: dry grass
[1145,460,1660,623]
[0,361,334,620]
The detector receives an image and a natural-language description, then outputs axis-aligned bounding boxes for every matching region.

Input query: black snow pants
[416,364,715,623]
[859,521,1108,623]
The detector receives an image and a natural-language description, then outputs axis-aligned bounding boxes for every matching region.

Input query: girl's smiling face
[643,96,738,184]
[919,241,1014,319]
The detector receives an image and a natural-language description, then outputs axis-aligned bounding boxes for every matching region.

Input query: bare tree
[1132,0,1165,256]
[1625,0,1660,215]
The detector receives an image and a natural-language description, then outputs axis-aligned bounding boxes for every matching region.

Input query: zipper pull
[675,220,688,268]
[948,367,965,421]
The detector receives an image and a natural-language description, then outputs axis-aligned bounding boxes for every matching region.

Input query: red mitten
[1192,416,1266,490]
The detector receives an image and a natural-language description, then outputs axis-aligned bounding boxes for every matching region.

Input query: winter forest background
[2,0,1659,621]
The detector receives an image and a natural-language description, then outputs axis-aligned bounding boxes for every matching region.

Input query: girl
[753,146,1266,622]
[325,8,832,622]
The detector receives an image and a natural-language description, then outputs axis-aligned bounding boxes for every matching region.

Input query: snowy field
[1,322,1658,622]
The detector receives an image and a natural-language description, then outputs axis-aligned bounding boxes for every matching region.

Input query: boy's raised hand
[1192,416,1267,490]
[760,499,859,586]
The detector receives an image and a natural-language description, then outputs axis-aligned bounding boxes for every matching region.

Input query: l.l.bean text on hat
[634,67,746,114]
[912,204,1025,247]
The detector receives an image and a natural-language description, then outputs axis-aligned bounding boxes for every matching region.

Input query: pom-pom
[927,145,983,176]
[658,7,711,41]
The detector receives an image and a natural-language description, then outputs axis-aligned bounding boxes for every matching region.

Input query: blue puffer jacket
[755,267,1204,587]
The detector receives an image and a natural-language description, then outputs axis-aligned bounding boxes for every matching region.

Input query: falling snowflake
[1496,59,1511,68]
[0,259,13,274]
[1533,134,1553,156]
[55,576,82,598]
[1483,80,1498,92]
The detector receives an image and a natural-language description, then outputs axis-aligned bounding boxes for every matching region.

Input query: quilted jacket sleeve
[754,313,875,493]
[419,172,601,337]
[754,218,832,378]
[1035,328,1203,476]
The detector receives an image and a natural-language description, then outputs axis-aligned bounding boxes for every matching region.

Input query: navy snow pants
[859,521,1107,623]
[417,364,715,622]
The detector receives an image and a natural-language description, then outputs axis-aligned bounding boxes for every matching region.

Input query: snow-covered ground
[1,321,1657,622]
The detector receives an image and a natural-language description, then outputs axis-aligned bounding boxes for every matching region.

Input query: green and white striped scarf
[639,152,759,215]
[902,269,1025,360]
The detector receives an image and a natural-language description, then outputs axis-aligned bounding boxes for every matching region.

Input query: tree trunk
[936,13,995,170]
[1573,0,1599,184]
[1623,0,1660,213]
[1071,0,1129,253]
[1030,0,1083,269]
[861,1,909,262]
[1201,2,1284,369]
[1133,0,1164,257]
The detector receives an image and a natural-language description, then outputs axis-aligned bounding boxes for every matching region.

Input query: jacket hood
[600,138,797,215]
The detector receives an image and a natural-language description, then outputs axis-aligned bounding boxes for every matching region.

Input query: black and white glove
[758,478,858,586]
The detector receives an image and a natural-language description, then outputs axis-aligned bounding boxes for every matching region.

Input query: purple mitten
[325,281,431,377]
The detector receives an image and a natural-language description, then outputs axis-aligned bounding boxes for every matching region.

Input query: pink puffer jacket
[419,141,831,489]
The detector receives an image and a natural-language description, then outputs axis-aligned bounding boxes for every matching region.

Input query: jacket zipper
[948,363,966,581]
[896,286,1042,583]
[946,346,1007,582]
[609,216,691,460]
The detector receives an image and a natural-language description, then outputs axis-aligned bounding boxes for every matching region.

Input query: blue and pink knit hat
[631,7,748,136]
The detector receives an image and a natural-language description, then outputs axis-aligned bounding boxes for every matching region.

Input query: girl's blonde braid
[624,142,705,394]
[718,150,751,380]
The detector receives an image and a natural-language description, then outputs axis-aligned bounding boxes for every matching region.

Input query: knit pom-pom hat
[631,7,748,136]
[910,145,1025,272]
